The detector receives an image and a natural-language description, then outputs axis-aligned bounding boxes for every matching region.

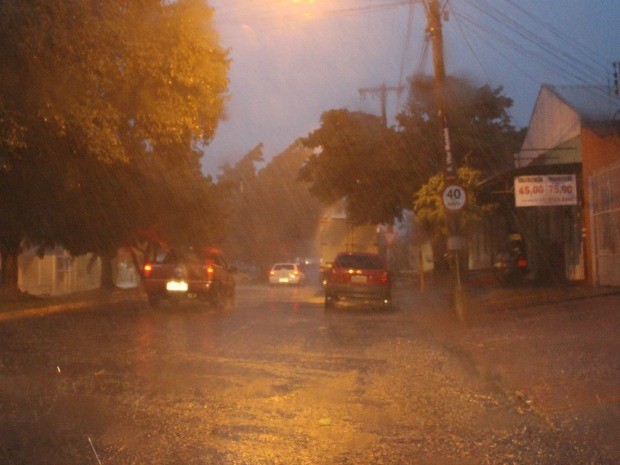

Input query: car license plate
[279,278,289,283]
[351,275,367,283]
[166,280,188,292]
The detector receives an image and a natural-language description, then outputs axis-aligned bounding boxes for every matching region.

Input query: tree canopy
[299,109,410,225]
[398,75,525,177]
[299,76,524,228]
[0,0,228,164]
[413,167,496,241]
[0,0,229,289]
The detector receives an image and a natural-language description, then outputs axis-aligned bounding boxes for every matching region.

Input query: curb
[0,300,97,322]
[0,288,146,322]
[466,287,620,314]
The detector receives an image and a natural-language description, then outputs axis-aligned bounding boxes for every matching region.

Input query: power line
[451,4,605,88]
[451,11,541,85]
[214,0,410,27]
[459,0,607,84]
[213,0,615,120]
[450,5,492,86]
[359,84,406,127]
[502,0,609,69]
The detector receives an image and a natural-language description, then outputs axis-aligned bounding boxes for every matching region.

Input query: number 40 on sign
[442,184,467,211]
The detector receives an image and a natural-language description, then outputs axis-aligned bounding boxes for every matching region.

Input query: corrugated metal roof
[544,84,620,123]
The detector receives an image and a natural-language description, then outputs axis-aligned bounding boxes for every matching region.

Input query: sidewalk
[0,287,145,322]
[465,279,620,315]
[403,269,620,316]
[400,277,620,458]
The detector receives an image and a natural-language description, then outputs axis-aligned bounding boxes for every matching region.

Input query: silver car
[268,263,305,286]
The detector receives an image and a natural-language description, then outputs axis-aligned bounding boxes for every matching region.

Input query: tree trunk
[0,248,20,292]
[100,250,117,290]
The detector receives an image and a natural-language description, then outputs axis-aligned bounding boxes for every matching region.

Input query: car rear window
[334,254,384,270]
[274,264,295,270]
[153,249,205,264]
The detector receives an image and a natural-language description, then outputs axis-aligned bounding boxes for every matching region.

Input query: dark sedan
[142,247,236,309]
[324,252,392,310]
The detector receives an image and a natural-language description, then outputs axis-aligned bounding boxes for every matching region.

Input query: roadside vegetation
[299,75,525,268]
[0,0,229,292]
[1,2,524,299]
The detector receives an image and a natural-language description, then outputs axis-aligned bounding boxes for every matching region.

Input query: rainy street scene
[1,281,619,464]
[0,0,619,464]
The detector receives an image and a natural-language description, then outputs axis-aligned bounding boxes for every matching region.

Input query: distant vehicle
[324,252,392,310]
[142,247,236,309]
[268,263,305,286]
[493,233,529,286]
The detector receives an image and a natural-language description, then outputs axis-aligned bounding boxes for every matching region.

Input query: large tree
[0,0,229,290]
[398,75,525,178]
[299,109,409,225]
[25,149,227,287]
[298,77,524,228]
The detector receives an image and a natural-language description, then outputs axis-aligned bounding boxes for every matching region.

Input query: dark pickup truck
[142,247,236,309]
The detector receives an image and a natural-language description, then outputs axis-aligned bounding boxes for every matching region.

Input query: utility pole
[425,0,466,316]
[426,0,456,181]
[358,83,405,127]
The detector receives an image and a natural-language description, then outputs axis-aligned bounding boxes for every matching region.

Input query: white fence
[18,248,100,296]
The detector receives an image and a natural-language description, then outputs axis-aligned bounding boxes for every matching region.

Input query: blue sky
[202,0,619,175]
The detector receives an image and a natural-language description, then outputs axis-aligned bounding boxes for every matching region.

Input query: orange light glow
[291,0,318,20]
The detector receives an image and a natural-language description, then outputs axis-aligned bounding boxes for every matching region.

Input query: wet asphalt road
[0,282,616,464]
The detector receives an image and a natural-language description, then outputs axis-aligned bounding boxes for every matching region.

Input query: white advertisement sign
[515,174,577,207]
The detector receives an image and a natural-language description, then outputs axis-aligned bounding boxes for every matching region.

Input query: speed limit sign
[442,184,467,211]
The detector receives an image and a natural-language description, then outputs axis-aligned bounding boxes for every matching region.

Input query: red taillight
[206,265,214,279]
[143,264,152,277]
[517,258,528,268]
[380,271,389,283]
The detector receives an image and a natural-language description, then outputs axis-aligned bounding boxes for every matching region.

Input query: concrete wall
[581,128,620,285]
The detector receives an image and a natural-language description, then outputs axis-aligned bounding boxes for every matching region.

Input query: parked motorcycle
[493,248,529,286]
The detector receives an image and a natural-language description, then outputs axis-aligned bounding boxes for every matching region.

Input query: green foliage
[398,75,525,178]
[0,0,229,164]
[0,0,229,288]
[299,78,523,228]
[299,109,410,225]
[413,167,496,241]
